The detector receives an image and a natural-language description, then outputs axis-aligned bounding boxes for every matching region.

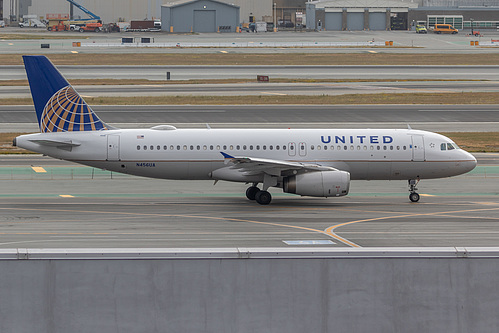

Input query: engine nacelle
[283,171,350,197]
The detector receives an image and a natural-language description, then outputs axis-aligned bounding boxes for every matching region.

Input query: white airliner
[14,56,477,205]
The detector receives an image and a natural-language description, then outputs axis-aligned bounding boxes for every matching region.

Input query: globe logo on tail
[40,86,108,132]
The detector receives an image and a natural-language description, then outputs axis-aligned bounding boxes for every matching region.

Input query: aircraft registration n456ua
[14,56,477,205]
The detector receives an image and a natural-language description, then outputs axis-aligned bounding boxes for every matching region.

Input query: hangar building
[161,0,239,33]
[306,0,418,31]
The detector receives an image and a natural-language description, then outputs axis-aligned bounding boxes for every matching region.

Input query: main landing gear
[408,178,420,202]
[246,184,272,205]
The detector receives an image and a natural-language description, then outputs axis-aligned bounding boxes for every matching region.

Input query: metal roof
[311,0,419,9]
[162,0,239,9]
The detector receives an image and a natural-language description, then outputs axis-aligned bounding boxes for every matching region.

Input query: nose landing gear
[408,178,420,202]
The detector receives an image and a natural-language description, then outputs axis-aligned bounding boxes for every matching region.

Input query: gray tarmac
[1,29,498,249]
[3,64,499,80]
[0,154,497,249]
[3,81,499,98]
[1,29,499,54]
[2,105,498,132]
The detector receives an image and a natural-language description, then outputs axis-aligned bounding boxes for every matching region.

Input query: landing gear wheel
[255,190,272,205]
[246,186,259,200]
[409,192,420,203]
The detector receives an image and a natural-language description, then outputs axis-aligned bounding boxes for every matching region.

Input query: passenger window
[377,146,380,150]
[390,146,393,150]
[197,145,200,150]
[243,145,247,150]
[250,145,253,150]
[230,145,234,150]
[331,146,335,150]
[357,146,360,150]
[283,145,286,150]
[157,145,160,150]
[216,145,220,150]
[183,145,187,150]
[344,146,347,150]
[177,145,180,150]
[190,145,194,150]
[137,145,140,150]
[276,145,280,150]
[311,145,315,150]
[403,146,407,150]
[257,145,260,150]
[270,145,273,150]
[170,145,174,150]
[324,146,327,150]
[210,145,213,150]
[263,145,267,150]
[223,145,227,150]
[383,146,387,150]
[150,145,154,150]
[144,145,147,150]
[163,145,167,150]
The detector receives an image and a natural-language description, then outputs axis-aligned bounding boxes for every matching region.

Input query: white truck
[19,15,46,28]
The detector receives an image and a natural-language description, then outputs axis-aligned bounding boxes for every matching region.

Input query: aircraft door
[107,134,120,161]
[288,142,296,156]
[411,135,425,161]
[299,142,307,156]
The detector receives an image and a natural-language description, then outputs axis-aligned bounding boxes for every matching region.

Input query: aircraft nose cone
[462,152,477,173]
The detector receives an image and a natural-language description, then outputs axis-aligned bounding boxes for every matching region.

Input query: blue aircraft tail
[23,55,110,133]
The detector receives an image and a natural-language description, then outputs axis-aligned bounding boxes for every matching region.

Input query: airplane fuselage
[15,128,477,182]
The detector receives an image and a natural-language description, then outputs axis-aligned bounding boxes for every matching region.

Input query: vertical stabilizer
[23,55,109,132]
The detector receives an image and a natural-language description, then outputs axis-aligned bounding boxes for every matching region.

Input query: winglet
[23,55,110,133]
[220,152,234,159]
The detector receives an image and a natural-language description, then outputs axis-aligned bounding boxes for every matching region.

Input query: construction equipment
[66,0,102,30]
[66,0,100,21]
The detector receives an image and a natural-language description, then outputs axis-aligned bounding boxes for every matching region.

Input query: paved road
[0,29,498,54]
[2,104,498,132]
[2,64,499,80]
[3,81,499,98]
[0,154,497,248]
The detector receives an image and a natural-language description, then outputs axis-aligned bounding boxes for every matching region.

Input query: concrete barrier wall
[1,248,499,333]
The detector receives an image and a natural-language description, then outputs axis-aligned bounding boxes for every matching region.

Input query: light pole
[273,2,277,32]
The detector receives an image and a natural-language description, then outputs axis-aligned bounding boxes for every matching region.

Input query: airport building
[161,0,240,33]
[2,0,499,31]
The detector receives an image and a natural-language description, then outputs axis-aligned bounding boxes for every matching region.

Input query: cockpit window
[442,142,460,151]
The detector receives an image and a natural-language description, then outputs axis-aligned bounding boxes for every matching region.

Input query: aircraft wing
[220,152,337,176]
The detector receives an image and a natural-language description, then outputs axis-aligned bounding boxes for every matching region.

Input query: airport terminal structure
[2,0,499,32]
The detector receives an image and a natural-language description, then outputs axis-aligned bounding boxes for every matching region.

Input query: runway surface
[2,104,498,132]
[2,64,499,81]
[3,81,499,98]
[0,154,497,248]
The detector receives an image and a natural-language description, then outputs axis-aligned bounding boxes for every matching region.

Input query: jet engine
[283,171,350,197]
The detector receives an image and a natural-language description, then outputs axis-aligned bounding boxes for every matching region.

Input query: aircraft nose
[462,151,477,173]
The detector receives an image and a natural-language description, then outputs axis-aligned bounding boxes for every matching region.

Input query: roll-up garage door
[193,10,216,33]
[325,12,342,31]
[369,12,386,30]
[347,12,364,30]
